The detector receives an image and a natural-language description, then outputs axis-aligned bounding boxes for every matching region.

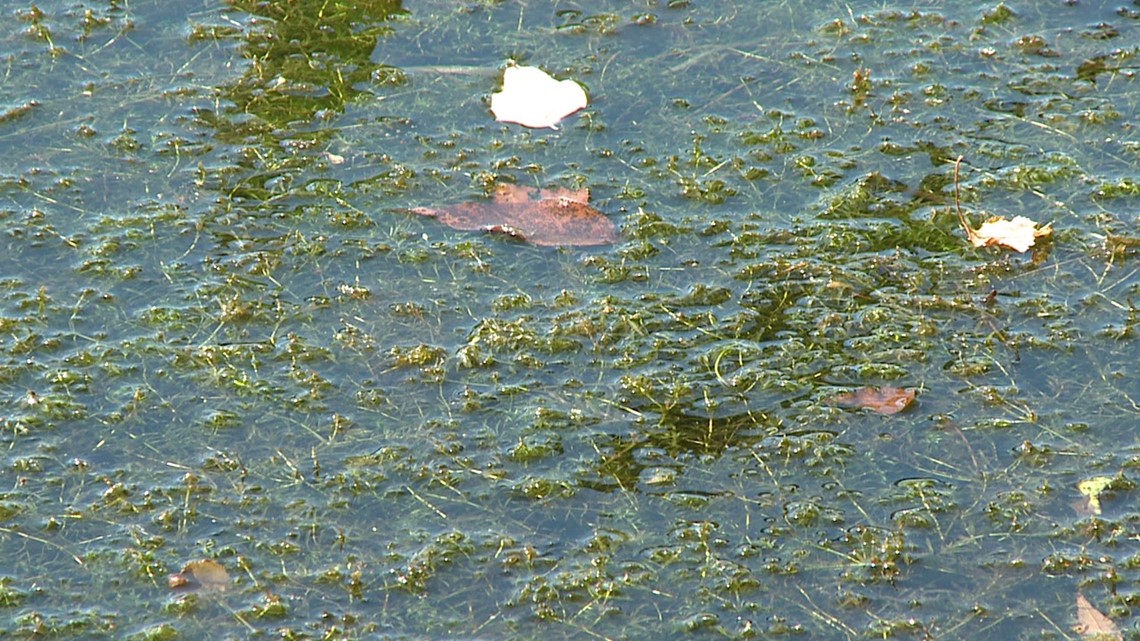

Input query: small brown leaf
[409,183,618,247]
[168,559,231,593]
[1075,593,1121,640]
[833,386,916,415]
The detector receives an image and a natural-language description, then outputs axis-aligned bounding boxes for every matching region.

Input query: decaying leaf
[409,183,618,247]
[965,215,1053,252]
[1075,593,1122,640]
[490,64,588,129]
[832,386,916,415]
[168,559,231,592]
[952,157,1052,253]
[1077,476,1115,516]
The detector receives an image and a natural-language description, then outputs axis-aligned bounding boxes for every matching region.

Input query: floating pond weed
[0,1,1137,639]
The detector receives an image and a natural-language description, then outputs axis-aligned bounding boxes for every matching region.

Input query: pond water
[1,0,1137,639]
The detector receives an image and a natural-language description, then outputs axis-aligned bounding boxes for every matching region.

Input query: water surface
[1,1,1137,639]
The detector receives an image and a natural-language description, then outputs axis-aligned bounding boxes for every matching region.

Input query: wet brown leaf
[832,386,916,415]
[1075,593,1121,640]
[168,559,231,593]
[410,183,618,247]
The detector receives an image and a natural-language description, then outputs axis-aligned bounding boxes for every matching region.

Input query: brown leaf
[832,386,916,415]
[1075,593,1121,640]
[410,183,618,247]
[168,559,231,593]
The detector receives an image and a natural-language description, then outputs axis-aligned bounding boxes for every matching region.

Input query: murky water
[1,1,1137,639]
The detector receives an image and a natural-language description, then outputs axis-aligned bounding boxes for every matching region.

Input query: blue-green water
[1,1,1137,639]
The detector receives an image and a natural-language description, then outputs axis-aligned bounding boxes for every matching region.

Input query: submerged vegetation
[0,0,1137,639]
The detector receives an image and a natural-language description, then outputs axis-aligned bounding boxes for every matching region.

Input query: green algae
[0,0,1138,639]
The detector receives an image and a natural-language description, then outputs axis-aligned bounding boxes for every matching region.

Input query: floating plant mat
[2,1,1140,640]
[408,182,619,246]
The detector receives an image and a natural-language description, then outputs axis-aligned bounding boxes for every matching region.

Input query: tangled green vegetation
[0,1,1137,639]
